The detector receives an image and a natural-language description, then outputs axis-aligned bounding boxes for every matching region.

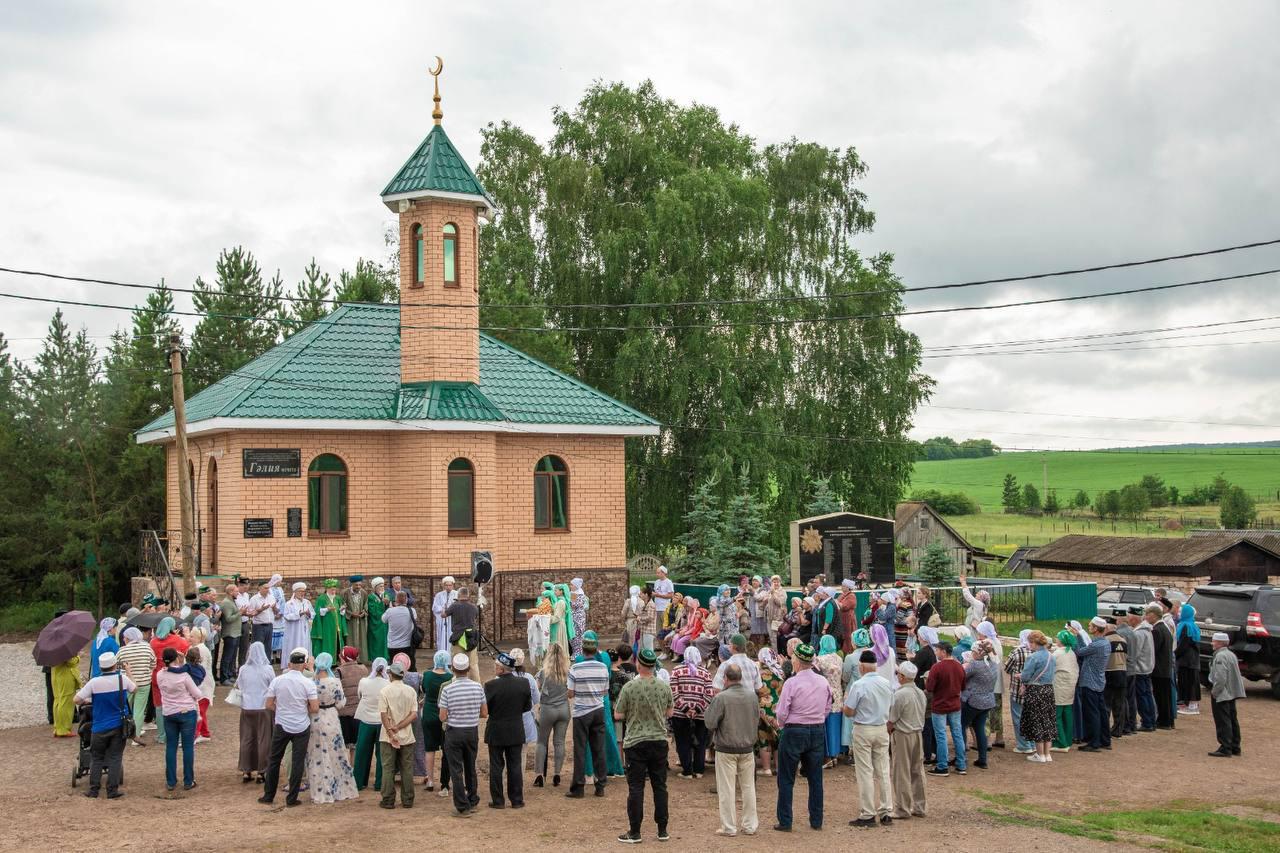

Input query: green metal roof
[138,303,657,435]
[381,124,495,206]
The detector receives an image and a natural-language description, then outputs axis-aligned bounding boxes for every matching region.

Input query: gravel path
[1,643,51,730]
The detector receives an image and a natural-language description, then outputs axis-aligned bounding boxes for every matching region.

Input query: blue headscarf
[155,616,176,639]
[716,584,732,603]
[314,652,335,677]
[433,650,451,670]
[818,634,838,656]
[1176,603,1201,644]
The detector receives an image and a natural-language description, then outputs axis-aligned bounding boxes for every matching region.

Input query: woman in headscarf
[335,646,367,758]
[305,652,358,803]
[836,580,860,654]
[669,597,702,659]
[765,576,789,653]
[1019,631,1057,763]
[659,592,687,657]
[535,643,569,788]
[952,624,974,657]
[875,591,898,631]
[749,576,769,646]
[621,585,642,651]
[815,634,845,766]
[1175,603,1202,714]
[756,646,784,775]
[914,625,940,762]
[236,641,275,783]
[575,632,625,778]
[117,626,155,741]
[961,638,999,769]
[422,649,453,793]
[959,574,988,630]
[670,646,711,778]
[50,652,81,737]
[149,616,189,745]
[569,578,589,657]
[812,588,843,646]
[1051,630,1079,753]
[712,584,739,662]
[391,651,428,780]
[366,578,390,662]
[870,623,897,687]
[693,600,722,663]
[352,656,389,791]
[90,618,119,678]
[1002,627,1033,753]
[976,620,1006,749]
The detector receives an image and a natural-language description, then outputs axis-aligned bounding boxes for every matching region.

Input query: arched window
[473,225,478,292]
[533,455,568,530]
[448,457,475,533]
[308,454,348,535]
[443,222,458,286]
[412,223,425,287]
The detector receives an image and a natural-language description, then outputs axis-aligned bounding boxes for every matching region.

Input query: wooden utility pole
[169,334,197,598]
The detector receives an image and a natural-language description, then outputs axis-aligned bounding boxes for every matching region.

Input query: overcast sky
[3,1,1279,451]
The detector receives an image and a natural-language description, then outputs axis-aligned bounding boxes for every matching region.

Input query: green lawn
[912,450,1280,511]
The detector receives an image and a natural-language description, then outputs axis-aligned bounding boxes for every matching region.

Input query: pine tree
[804,476,842,516]
[188,247,283,392]
[919,539,954,587]
[336,258,397,304]
[1001,474,1022,513]
[281,258,333,335]
[677,476,724,584]
[720,468,779,580]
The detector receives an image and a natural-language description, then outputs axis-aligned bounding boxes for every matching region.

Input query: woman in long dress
[51,655,81,737]
[569,579,589,658]
[352,658,388,791]
[551,583,572,660]
[366,578,390,663]
[421,650,453,794]
[815,634,845,766]
[236,641,274,783]
[621,586,642,650]
[756,647,784,775]
[306,653,358,803]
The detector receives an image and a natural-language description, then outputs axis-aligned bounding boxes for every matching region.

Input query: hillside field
[910,450,1280,511]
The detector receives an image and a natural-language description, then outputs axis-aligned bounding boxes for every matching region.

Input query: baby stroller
[70,706,125,789]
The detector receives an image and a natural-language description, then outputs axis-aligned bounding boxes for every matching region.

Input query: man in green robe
[341,575,371,664]
[311,578,344,660]
[366,576,390,662]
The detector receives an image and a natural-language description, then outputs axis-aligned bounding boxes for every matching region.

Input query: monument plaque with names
[287,507,303,538]
[793,512,895,586]
[243,517,274,539]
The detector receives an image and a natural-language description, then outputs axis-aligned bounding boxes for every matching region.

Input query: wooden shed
[894,501,996,575]
[1027,534,1280,593]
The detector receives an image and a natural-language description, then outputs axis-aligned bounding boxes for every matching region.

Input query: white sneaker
[194,736,210,744]
[1045,754,1053,762]
[437,788,451,798]
[1026,753,1045,763]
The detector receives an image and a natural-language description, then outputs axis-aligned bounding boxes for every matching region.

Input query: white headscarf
[571,578,584,592]
[96,617,117,644]
[268,573,283,588]
[629,585,641,612]
[1018,629,1033,649]
[976,621,999,643]
[682,646,702,678]
[917,625,940,647]
[243,641,272,672]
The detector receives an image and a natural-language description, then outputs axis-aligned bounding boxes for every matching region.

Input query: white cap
[292,582,307,591]
[98,651,117,670]
[451,653,471,671]
[1090,616,1108,629]
[290,647,310,659]
[1212,632,1230,643]
[657,565,668,575]
[897,661,918,680]
[442,576,456,585]
[371,576,385,588]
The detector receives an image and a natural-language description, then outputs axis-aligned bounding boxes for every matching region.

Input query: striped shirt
[116,642,156,690]
[439,677,486,729]
[567,659,610,718]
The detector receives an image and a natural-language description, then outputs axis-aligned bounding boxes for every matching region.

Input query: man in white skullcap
[282,582,315,658]
[1207,632,1245,758]
[432,576,459,653]
[888,661,927,819]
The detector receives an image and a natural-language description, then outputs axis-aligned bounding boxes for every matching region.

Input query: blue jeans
[931,711,966,772]
[776,724,824,829]
[164,710,197,789]
[1081,687,1109,748]
[218,635,240,682]
[1009,699,1033,751]
[1134,674,1157,729]
[962,704,991,765]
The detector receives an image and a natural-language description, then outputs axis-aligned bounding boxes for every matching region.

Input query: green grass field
[911,449,1280,511]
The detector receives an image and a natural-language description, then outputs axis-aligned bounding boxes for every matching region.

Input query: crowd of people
[56,568,1247,842]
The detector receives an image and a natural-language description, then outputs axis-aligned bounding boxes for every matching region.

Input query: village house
[893,500,997,575]
[1027,534,1280,593]
[135,75,658,641]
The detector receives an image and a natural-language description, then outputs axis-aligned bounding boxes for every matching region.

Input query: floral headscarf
[432,650,451,670]
[758,646,784,678]
[96,617,117,644]
[976,621,999,644]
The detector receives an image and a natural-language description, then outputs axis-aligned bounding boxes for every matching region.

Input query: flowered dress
[756,665,782,750]
[570,593,589,658]
[306,677,358,803]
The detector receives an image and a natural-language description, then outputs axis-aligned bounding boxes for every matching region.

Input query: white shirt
[653,577,674,604]
[712,652,762,693]
[236,591,251,624]
[355,675,389,725]
[267,669,318,734]
[248,593,277,625]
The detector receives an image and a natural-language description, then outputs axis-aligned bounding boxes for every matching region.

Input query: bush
[0,600,60,634]
[1220,486,1257,530]
[910,489,980,515]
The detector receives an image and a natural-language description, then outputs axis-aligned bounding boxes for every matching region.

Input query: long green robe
[367,591,389,662]
[311,593,343,659]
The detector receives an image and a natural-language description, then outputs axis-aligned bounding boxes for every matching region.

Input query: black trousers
[1153,676,1175,727]
[263,725,310,803]
[1212,698,1241,753]
[219,636,240,683]
[671,716,707,775]
[624,740,669,835]
[488,741,524,807]
[88,729,126,795]
[1081,687,1110,748]
[1124,674,1138,733]
[570,708,607,794]
[1106,679,1128,737]
[445,726,480,813]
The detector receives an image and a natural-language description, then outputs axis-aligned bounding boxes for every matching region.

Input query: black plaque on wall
[796,512,895,586]
[242,448,301,478]
[243,517,274,538]
[286,508,302,538]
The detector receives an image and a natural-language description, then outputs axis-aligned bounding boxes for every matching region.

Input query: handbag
[117,671,137,739]
[928,612,942,628]
[225,686,243,707]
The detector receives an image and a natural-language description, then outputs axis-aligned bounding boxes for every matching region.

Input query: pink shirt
[776,667,832,726]
[156,668,202,715]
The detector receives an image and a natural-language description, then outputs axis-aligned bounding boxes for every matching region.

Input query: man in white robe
[431,575,458,652]
[282,582,315,657]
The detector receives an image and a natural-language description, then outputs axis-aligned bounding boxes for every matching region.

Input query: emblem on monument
[800,526,823,554]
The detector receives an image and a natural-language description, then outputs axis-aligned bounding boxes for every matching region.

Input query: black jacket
[483,673,532,747]
[1151,621,1174,679]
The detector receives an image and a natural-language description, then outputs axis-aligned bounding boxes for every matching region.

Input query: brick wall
[397,197,481,385]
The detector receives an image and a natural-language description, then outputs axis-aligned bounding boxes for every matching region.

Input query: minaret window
[443,223,458,286]
[412,224,425,287]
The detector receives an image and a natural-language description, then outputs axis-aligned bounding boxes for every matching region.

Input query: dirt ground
[4,654,1277,853]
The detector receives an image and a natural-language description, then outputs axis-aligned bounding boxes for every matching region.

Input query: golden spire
[429,56,444,125]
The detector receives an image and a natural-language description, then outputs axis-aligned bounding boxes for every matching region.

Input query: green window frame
[443,222,458,286]
[533,455,568,530]
[308,454,348,535]
[412,223,424,286]
[448,457,474,533]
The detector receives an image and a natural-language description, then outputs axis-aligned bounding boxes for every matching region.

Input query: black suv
[1188,582,1280,698]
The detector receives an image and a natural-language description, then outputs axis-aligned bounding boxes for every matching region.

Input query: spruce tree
[720,468,779,580]
[804,476,842,517]
[677,476,724,584]
[188,247,283,392]
[919,539,955,587]
[281,258,333,335]
[335,258,397,304]
[1001,474,1022,513]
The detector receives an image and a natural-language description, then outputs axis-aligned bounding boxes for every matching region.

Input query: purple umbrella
[32,610,96,667]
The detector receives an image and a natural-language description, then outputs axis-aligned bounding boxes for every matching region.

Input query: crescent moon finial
[430,56,445,124]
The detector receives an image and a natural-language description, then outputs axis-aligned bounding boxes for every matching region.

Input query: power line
[922,336,1280,360]
[922,314,1280,352]
[923,403,1280,431]
[2,266,1278,333]
[6,235,1280,312]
